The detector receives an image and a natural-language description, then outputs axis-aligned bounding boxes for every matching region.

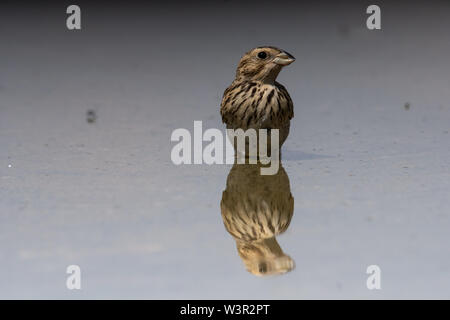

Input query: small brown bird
[220,46,295,152]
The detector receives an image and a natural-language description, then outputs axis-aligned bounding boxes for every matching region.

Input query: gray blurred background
[1,0,449,298]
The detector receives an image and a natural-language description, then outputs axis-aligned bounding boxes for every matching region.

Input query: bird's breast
[220,81,293,130]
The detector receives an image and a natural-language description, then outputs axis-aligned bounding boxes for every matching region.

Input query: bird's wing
[220,84,235,123]
[220,81,254,126]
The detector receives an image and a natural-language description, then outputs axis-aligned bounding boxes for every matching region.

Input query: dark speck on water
[337,24,350,38]
[86,110,97,123]
[404,102,411,111]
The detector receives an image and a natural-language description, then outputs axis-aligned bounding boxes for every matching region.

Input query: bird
[220,46,295,158]
[221,162,295,276]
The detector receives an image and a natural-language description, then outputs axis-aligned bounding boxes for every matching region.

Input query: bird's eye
[257,51,268,59]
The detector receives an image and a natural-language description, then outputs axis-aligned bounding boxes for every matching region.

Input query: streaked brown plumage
[221,162,295,276]
[220,47,295,150]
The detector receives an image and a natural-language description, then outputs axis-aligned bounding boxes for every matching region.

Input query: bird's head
[235,46,295,83]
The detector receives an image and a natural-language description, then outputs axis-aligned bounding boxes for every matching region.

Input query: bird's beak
[273,51,296,66]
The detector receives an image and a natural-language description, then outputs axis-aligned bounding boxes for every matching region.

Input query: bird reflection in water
[221,161,294,276]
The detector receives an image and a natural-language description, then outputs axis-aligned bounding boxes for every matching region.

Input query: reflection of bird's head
[235,46,295,83]
[221,163,295,276]
[237,238,295,276]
